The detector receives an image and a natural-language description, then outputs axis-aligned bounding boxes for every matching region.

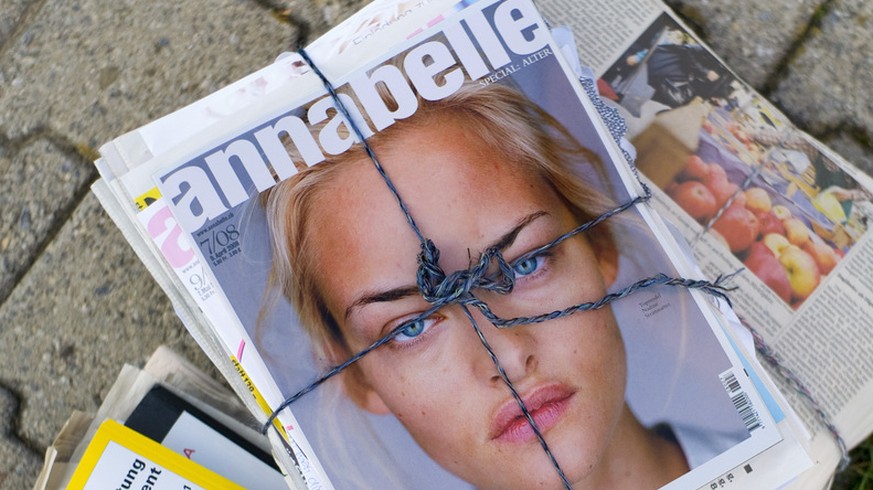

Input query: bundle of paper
[35,347,286,489]
[83,0,869,488]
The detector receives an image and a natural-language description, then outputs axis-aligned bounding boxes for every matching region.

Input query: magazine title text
[160,0,548,231]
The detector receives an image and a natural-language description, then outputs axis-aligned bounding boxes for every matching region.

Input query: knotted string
[265,46,741,488]
[474,272,737,329]
[461,303,573,488]
[262,219,740,427]
[296,48,427,245]
[741,318,850,470]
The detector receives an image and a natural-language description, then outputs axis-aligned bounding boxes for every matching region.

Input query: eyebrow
[487,210,548,251]
[343,210,549,321]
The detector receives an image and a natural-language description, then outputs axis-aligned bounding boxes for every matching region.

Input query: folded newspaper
[87,0,872,488]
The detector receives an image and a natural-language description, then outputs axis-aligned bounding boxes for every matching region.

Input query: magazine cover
[150,0,785,487]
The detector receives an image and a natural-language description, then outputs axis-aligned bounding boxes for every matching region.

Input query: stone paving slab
[0,1,367,486]
[0,0,294,147]
[773,0,873,138]
[0,192,213,463]
[665,0,823,88]
[825,133,873,176]
[0,0,33,47]
[0,139,94,303]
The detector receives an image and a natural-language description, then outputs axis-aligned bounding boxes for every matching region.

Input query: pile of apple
[668,154,841,306]
[668,155,739,225]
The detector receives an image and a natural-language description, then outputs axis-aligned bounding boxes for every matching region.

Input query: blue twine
[695,164,762,244]
[474,272,737,329]
[461,303,573,488]
[578,74,638,178]
[296,48,427,245]
[264,47,741,489]
[742,318,850,470]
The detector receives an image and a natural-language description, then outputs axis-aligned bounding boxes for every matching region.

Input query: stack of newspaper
[65,0,873,488]
[36,347,287,489]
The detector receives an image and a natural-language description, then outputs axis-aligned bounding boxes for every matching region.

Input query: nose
[471,319,538,386]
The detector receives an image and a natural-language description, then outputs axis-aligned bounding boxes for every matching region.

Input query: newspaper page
[141,0,792,488]
[536,0,873,481]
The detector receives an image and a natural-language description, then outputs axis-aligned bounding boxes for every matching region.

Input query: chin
[465,421,605,490]
[474,454,582,490]
[523,417,613,489]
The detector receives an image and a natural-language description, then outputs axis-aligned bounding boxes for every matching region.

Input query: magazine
[85,0,837,488]
[533,0,873,486]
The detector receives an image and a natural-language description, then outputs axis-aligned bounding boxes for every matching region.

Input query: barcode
[731,391,762,432]
[721,372,741,395]
[720,370,762,433]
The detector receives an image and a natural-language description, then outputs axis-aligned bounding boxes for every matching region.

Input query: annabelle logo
[157,0,549,232]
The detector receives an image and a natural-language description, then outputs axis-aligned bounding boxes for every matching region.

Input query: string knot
[662,270,740,308]
[416,240,515,306]
[416,239,445,301]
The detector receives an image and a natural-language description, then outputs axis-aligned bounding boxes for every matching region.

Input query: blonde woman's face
[307,121,627,489]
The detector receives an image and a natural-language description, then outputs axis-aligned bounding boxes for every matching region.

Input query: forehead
[307,122,569,316]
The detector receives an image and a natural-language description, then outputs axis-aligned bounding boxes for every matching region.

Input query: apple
[705,163,728,185]
[732,191,747,209]
[779,245,821,301]
[745,187,772,213]
[802,241,840,275]
[755,210,786,237]
[677,155,710,182]
[708,179,740,208]
[744,242,792,303]
[762,233,791,256]
[783,218,811,246]
[669,181,718,221]
[712,204,760,253]
[772,205,792,221]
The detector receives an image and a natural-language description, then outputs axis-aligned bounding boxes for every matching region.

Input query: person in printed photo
[259,77,748,489]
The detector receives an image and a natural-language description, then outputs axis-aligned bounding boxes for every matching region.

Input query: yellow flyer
[68,419,243,490]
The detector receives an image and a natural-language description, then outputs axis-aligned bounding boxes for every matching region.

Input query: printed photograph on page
[598,13,873,312]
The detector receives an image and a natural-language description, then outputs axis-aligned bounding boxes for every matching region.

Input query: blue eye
[513,255,543,277]
[394,317,436,344]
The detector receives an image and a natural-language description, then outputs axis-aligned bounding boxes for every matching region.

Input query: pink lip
[489,384,575,444]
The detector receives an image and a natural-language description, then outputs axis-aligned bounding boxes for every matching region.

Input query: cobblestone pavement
[0,0,870,487]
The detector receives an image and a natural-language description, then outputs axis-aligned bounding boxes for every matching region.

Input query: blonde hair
[261,80,620,383]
